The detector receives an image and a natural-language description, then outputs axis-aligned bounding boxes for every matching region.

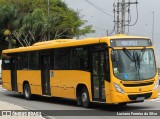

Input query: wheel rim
[82,92,87,103]
[25,86,29,97]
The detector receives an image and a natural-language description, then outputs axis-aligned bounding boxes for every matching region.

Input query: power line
[94,27,107,31]
[109,1,117,36]
[113,0,138,34]
[84,0,113,18]
[128,0,138,26]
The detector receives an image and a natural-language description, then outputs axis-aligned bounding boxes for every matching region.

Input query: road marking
[0,90,7,92]
[0,86,7,92]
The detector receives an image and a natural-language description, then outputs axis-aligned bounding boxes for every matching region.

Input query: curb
[0,100,45,119]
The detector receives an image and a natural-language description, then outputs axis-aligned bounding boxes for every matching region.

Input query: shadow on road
[3,91,155,112]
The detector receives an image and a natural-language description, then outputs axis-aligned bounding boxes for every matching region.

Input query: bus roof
[2,34,150,54]
[107,34,149,39]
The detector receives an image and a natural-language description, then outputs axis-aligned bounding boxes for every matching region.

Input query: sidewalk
[0,100,44,119]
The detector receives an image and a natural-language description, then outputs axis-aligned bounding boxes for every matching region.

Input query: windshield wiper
[123,47,147,80]
[133,51,140,70]
[123,48,142,79]
[132,51,141,79]
[139,47,146,61]
[123,48,134,62]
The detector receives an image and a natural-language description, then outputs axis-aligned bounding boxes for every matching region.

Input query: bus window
[70,47,89,71]
[17,53,29,70]
[2,58,10,70]
[112,49,156,80]
[29,52,39,70]
[54,49,70,70]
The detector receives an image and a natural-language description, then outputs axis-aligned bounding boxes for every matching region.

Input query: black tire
[23,83,32,100]
[81,87,90,108]
[77,96,82,106]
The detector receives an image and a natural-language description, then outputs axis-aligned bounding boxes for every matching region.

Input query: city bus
[1,34,159,107]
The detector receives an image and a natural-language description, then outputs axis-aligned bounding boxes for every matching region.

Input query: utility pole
[152,11,155,45]
[121,0,125,34]
[106,30,109,36]
[116,1,120,34]
[114,0,138,34]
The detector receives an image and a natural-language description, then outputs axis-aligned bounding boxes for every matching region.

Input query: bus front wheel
[81,87,90,108]
[23,83,32,100]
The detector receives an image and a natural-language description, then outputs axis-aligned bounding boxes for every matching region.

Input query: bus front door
[41,55,51,96]
[91,51,106,102]
[11,58,18,92]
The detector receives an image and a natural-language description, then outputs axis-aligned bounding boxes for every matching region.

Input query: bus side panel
[50,70,62,97]
[17,70,42,95]
[50,70,92,100]
[2,70,12,91]
[105,81,112,103]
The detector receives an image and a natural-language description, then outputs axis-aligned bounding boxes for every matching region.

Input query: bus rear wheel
[23,83,32,100]
[81,87,90,108]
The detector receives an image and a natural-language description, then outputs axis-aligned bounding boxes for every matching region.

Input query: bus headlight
[153,80,159,90]
[114,83,125,94]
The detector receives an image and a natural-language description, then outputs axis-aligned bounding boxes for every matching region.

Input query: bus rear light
[114,83,125,94]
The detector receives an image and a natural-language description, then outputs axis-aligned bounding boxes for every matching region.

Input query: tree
[0,4,17,48]
[13,8,48,46]
[0,0,95,49]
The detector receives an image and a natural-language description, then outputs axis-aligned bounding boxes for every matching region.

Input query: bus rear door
[11,58,18,91]
[41,55,51,96]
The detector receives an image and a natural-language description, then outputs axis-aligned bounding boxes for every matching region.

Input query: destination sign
[110,39,152,47]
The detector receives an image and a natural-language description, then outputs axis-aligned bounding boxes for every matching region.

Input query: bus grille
[123,82,154,87]
[128,93,152,100]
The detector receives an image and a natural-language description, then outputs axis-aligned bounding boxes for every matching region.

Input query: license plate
[136,97,145,101]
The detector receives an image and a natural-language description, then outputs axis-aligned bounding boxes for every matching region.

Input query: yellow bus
[2,34,159,107]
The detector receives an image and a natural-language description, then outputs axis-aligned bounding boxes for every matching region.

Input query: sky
[62,0,160,67]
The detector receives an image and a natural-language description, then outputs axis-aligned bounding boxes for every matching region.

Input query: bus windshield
[112,49,156,81]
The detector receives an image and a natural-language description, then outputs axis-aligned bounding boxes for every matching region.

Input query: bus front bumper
[109,89,158,104]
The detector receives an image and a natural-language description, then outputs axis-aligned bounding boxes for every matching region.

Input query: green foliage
[0,0,95,50]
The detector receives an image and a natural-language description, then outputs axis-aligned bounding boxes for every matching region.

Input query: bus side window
[18,52,29,70]
[2,58,11,70]
[70,47,89,71]
[54,49,70,70]
[29,52,39,70]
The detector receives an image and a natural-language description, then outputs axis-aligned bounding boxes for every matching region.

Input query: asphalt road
[0,86,160,119]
